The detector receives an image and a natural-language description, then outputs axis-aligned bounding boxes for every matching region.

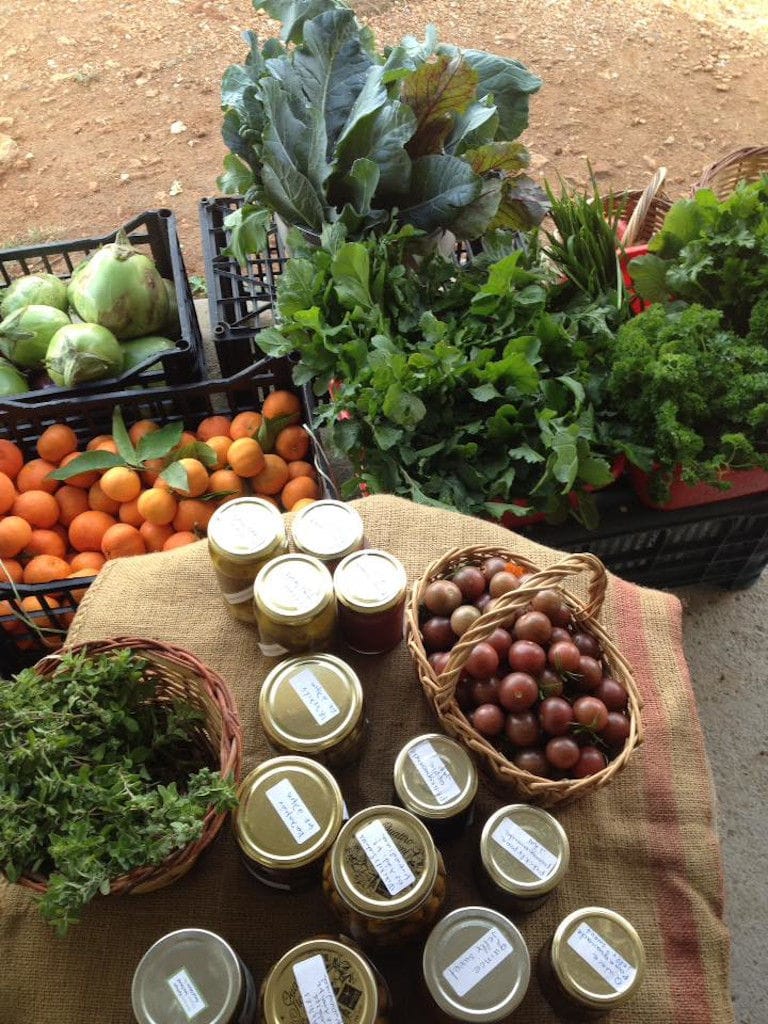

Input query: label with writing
[289,668,341,726]
[567,923,637,994]
[280,565,322,613]
[297,508,350,556]
[491,817,558,880]
[167,968,207,1020]
[442,926,514,998]
[407,740,461,805]
[344,555,398,604]
[355,819,415,896]
[210,503,275,554]
[266,777,321,845]
[293,954,344,1024]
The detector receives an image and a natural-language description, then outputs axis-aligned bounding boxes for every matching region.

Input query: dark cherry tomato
[422,617,454,651]
[513,748,550,777]
[482,556,508,581]
[456,678,474,711]
[471,677,500,706]
[475,593,493,614]
[452,566,486,601]
[539,668,564,698]
[573,631,601,658]
[545,736,581,770]
[471,703,506,737]
[508,640,547,675]
[548,640,581,673]
[601,712,631,747]
[505,711,541,747]
[572,745,607,778]
[593,678,629,711]
[465,641,500,679]
[428,652,451,675]
[575,655,603,691]
[498,672,539,712]
[486,628,513,659]
[423,579,463,616]
[450,604,481,637]
[549,626,572,645]
[573,695,609,731]
[550,602,573,628]
[530,588,562,619]
[489,572,519,598]
[538,696,574,736]
[514,610,552,645]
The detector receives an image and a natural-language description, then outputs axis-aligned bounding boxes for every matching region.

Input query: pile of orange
[0,391,321,644]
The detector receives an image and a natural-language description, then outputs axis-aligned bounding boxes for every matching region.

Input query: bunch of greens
[219,0,546,261]
[605,303,768,501]
[257,224,619,526]
[629,176,768,333]
[0,648,238,935]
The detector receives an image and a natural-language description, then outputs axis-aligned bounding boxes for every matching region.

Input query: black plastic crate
[0,210,206,400]
[0,358,338,673]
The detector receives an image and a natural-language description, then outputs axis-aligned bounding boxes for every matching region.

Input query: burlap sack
[0,495,733,1023]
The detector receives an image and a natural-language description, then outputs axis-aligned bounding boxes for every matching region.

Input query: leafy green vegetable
[0,649,238,934]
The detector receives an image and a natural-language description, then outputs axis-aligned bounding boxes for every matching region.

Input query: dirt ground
[1,0,767,276]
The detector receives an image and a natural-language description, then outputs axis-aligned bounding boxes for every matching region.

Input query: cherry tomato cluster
[420,557,632,780]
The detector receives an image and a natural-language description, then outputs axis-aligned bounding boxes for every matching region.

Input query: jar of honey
[253,553,336,656]
[207,497,288,623]
[333,549,408,654]
[291,499,365,571]
[393,733,477,842]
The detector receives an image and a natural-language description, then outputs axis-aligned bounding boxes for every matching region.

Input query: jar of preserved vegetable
[132,928,257,1024]
[393,733,477,842]
[333,549,408,655]
[207,497,288,623]
[422,906,531,1023]
[291,499,366,571]
[322,805,447,948]
[259,653,367,769]
[476,804,570,914]
[260,935,392,1024]
[234,756,345,892]
[253,554,336,656]
[538,907,646,1019]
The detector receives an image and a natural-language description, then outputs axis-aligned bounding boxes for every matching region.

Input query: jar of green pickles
[253,553,337,656]
[207,497,288,623]
[260,935,392,1024]
[291,499,366,571]
[537,907,646,1019]
[259,653,367,769]
[322,805,447,948]
[393,733,477,841]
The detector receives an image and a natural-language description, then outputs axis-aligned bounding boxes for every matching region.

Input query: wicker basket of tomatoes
[406,548,643,807]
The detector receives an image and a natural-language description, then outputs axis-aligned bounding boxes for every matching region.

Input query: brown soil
[1,0,767,275]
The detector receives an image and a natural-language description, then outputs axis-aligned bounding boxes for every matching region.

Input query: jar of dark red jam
[333,549,408,654]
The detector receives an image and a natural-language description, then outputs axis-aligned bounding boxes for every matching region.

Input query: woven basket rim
[406,547,643,807]
[695,145,768,196]
[13,636,243,896]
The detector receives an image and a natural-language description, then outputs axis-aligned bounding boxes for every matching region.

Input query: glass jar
[422,906,531,1023]
[260,935,392,1024]
[207,497,288,623]
[253,553,336,656]
[233,756,345,892]
[393,733,477,842]
[132,928,257,1024]
[258,653,367,769]
[291,499,365,571]
[333,549,408,655]
[322,805,447,948]
[538,907,646,1020]
[476,804,570,914]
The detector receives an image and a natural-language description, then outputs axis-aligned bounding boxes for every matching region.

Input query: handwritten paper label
[408,740,461,805]
[293,954,344,1024]
[266,777,321,845]
[567,923,637,994]
[491,817,558,880]
[442,926,514,998]
[355,819,415,896]
[289,668,340,726]
[167,968,207,1020]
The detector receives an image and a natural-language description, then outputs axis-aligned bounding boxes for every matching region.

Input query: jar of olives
[476,804,570,913]
[260,935,392,1024]
[132,928,257,1024]
[291,499,366,571]
[393,733,477,841]
[207,497,288,623]
[538,907,646,1019]
[322,805,447,948]
[259,654,367,769]
[422,906,531,1022]
[334,549,408,655]
[234,756,345,892]
[253,554,337,656]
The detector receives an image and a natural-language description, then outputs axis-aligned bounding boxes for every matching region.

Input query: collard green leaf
[463,141,529,175]
[450,176,503,241]
[258,0,343,43]
[491,175,549,230]
[399,154,482,234]
[222,205,272,267]
[347,158,380,216]
[446,98,498,154]
[262,158,326,231]
[217,155,255,196]
[449,47,542,139]
[221,108,257,169]
[400,53,478,158]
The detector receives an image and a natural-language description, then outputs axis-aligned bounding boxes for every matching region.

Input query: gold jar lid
[259,654,364,756]
[334,549,407,614]
[291,500,365,562]
[480,804,570,898]
[423,906,530,1022]
[394,733,477,820]
[261,937,379,1024]
[330,805,438,919]
[254,553,334,624]
[208,496,286,561]
[234,756,344,871]
[132,928,243,1024]
[551,906,646,1009]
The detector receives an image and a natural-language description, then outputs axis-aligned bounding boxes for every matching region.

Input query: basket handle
[621,167,667,248]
